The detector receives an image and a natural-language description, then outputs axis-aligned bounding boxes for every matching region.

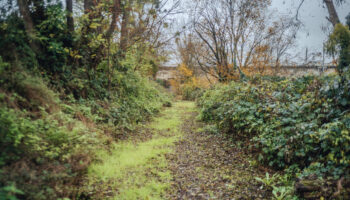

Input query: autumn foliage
[170,63,213,100]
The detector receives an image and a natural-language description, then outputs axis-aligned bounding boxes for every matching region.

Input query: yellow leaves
[170,63,212,95]
[327,153,335,162]
[178,63,193,78]
[89,22,100,29]
[255,45,269,53]
[96,34,104,41]
[0,22,8,30]
[67,49,82,59]
[343,128,350,135]
[88,34,105,48]
[244,44,276,76]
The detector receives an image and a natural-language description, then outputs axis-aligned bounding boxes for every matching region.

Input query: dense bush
[0,0,172,199]
[87,71,171,130]
[180,83,204,101]
[0,107,99,199]
[198,75,350,178]
[0,68,99,198]
[0,54,170,199]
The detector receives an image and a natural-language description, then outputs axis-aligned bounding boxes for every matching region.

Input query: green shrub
[0,63,170,198]
[0,183,23,200]
[198,75,350,178]
[181,84,204,101]
[95,71,170,130]
[326,23,350,74]
[0,0,171,198]
[0,99,101,197]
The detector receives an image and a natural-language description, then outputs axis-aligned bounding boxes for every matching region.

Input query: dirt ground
[165,102,272,200]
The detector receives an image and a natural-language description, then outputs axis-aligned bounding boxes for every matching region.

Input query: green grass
[86,101,194,199]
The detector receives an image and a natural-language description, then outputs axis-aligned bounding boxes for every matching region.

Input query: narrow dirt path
[166,102,270,200]
[84,101,270,199]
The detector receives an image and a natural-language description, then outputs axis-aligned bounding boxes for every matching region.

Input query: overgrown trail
[166,102,270,200]
[86,101,269,199]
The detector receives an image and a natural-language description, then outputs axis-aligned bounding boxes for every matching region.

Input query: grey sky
[271,0,349,53]
[168,0,350,65]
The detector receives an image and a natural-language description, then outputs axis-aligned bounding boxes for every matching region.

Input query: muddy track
[167,110,271,200]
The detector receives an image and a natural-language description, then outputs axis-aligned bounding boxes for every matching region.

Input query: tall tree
[66,0,74,32]
[105,0,122,40]
[297,0,345,27]
[84,0,93,13]
[324,0,340,26]
[120,0,132,54]
[190,0,280,81]
[17,0,41,54]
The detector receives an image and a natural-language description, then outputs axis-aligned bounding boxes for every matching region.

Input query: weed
[255,172,278,189]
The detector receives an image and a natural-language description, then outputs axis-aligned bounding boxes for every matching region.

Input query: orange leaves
[255,45,269,53]
[178,63,193,78]
[245,44,275,76]
[170,63,212,97]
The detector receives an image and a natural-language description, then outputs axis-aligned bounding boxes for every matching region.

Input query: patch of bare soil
[167,111,272,200]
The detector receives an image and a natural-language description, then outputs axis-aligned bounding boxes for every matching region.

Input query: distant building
[155,65,337,81]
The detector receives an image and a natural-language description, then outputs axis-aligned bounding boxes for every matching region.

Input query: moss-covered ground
[84,101,193,199]
[84,101,271,199]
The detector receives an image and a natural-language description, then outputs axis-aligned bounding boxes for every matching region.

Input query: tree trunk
[120,2,131,55]
[324,0,340,27]
[84,0,93,13]
[105,0,121,89]
[66,0,74,32]
[105,0,122,40]
[17,0,41,54]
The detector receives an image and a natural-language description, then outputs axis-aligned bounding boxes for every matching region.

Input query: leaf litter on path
[166,108,272,200]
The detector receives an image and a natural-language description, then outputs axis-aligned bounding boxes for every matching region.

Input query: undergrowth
[197,74,350,199]
[0,58,170,199]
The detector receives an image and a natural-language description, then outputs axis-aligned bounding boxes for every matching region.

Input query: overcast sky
[167,0,350,65]
[271,0,349,54]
